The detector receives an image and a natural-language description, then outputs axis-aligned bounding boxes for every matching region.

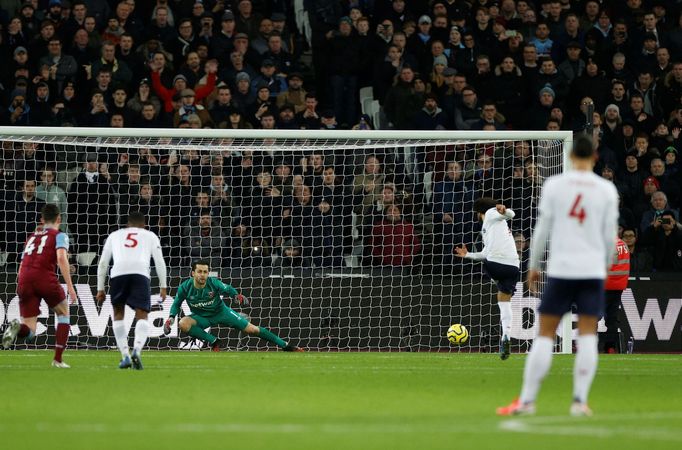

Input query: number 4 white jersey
[529,171,619,279]
[97,227,168,290]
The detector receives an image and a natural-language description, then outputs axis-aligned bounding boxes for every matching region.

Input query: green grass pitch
[1,351,680,450]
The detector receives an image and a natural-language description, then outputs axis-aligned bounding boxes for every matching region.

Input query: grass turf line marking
[499,412,682,442]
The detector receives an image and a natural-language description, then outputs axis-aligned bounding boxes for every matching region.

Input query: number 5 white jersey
[97,227,168,290]
[529,171,619,279]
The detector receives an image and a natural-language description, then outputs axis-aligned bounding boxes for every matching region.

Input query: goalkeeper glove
[234,294,249,306]
[163,316,175,335]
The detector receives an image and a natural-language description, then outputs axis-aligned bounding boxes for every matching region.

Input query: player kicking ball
[2,204,77,368]
[497,136,619,417]
[455,198,520,360]
[164,260,303,352]
[97,211,168,370]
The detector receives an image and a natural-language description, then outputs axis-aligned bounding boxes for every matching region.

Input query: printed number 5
[125,232,138,248]
[569,194,586,224]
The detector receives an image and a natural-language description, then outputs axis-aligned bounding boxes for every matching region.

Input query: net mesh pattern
[0,133,566,351]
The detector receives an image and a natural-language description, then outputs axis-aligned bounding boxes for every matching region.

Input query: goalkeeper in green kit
[164,260,303,352]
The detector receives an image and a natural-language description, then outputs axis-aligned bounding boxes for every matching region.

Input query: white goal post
[0,127,573,353]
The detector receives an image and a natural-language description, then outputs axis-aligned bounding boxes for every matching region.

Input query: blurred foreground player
[164,260,303,352]
[2,204,78,368]
[97,211,168,370]
[497,136,619,417]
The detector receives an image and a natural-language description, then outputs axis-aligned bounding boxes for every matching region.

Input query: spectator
[558,42,585,86]
[151,58,216,114]
[641,210,682,271]
[262,32,295,76]
[276,72,306,113]
[663,146,679,176]
[621,227,654,273]
[413,93,448,130]
[235,0,263,40]
[39,38,77,91]
[650,157,680,207]
[453,85,481,130]
[5,179,46,263]
[67,152,114,253]
[208,85,238,126]
[493,57,525,127]
[184,209,225,269]
[35,167,67,230]
[126,78,161,117]
[384,65,423,129]
[433,160,474,265]
[527,85,556,130]
[473,100,505,130]
[370,204,421,267]
[80,90,110,127]
[639,190,679,233]
[173,88,213,128]
[6,88,30,126]
[250,58,287,99]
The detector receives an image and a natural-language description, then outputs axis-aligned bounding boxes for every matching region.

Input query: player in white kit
[455,197,520,360]
[497,135,619,417]
[96,211,168,370]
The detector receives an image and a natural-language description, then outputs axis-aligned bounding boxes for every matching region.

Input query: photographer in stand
[641,210,682,271]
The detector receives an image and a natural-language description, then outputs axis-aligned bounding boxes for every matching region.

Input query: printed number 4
[125,232,139,248]
[569,194,586,224]
[24,235,48,255]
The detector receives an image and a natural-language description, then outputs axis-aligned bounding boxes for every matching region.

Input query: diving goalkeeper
[164,260,303,352]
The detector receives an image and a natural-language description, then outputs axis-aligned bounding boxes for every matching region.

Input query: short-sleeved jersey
[19,227,68,282]
[170,277,239,317]
[97,227,167,291]
[465,207,520,267]
[529,171,619,279]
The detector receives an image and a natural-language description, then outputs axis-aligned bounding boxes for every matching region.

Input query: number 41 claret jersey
[530,171,619,279]
[20,228,68,281]
[97,227,167,290]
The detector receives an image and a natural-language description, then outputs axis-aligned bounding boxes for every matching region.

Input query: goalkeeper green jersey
[170,277,239,317]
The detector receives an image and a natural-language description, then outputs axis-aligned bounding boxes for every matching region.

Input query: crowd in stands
[0,0,681,272]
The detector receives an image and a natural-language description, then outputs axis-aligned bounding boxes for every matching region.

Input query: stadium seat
[369,100,381,129]
[423,171,433,203]
[77,252,98,267]
[359,86,374,115]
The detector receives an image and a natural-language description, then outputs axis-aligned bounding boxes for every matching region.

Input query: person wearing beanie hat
[539,84,556,100]
[433,55,448,67]
[642,175,661,190]
[605,104,620,115]
[235,72,251,83]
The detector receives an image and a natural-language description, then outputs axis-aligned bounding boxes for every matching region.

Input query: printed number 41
[569,194,586,224]
[24,235,48,255]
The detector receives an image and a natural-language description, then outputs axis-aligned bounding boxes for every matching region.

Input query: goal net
[0,128,571,352]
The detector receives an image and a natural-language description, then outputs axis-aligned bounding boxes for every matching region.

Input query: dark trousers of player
[601,290,624,353]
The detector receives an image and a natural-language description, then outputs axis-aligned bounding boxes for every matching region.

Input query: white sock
[520,336,554,404]
[573,334,598,404]
[112,320,130,359]
[498,301,512,339]
[133,319,150,355]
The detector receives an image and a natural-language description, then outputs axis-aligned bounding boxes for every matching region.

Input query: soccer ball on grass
[446,324,469,345]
